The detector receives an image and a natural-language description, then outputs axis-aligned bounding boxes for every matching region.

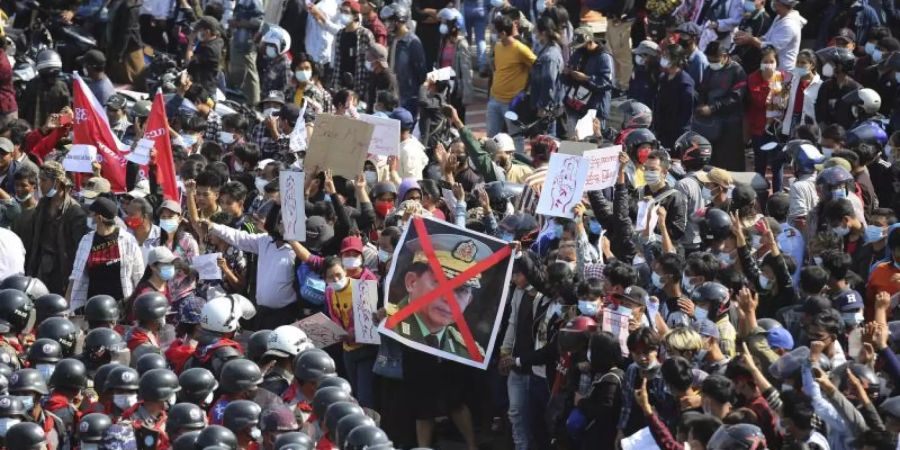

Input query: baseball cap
[304,216,335,252]
[389,107,415,131]
[178,296,205,324]
[571,26,595,49]
[492,133,516,153]
[340,236,364,254]
[261,406,299,432]
[0,137,13,154]
[78,49,106,68]
[147,246,177,266]
[256,158,275,170]
[89,197,118,220]
[831,290,864,312]
[106,94,127,110]
[695,167,733,187]
[157,199,183,215]
[194,15,220,32]
[675,22,701,37]
[692,319,720,339]
[81,177,111,199]
[275,104,301,124]
[833,28,856,45]
[342,0,361,13]
[261,90,286,106]
[40,161,67,182]
[633,40,660,56]
[613,285,648,307]
[797,295,832,315]
[766,327,794,351]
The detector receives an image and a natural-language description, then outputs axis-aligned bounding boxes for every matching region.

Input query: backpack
[296,262,326,306]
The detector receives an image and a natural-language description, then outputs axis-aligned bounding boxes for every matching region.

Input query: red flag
[144,91,179,201]
[72,74,128,192]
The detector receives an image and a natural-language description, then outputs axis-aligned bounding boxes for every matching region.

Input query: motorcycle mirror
[760,142,778,151]
[504,111,519,122]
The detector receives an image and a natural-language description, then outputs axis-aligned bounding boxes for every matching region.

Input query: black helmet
[274,432,313,450]
[316,376,352,395]
[135,353,168,375]
[699,208,732,242]
[5,422,46,449]
[757,318,782,331]
[27,338,63,364]
[172,430,201,450]
[92,363,122,394]
[77,412,112,443]
[335,413,375,449]
[82,328,125,365]
[293,349,336,382]
[323,402,364,437]
[483,181,521,211]
[138,368,180,402]
[178,368,218,404]
[0,395,27,419]
[370,182,398,200]
[707,423,767,450]
[312,386,352,419]
[195,425,238,450]
[222,399,261,432]
[690,282,731,320]
[816,46,855,74]
[84,295,120,323]
[9,369,48,395]
[133,292,168,322]
[166,403,207,435]
[380,3,409,22]
[246,329,272,362]
[48,358,87,390]
[36,317,78,357]
[105,366,139,391]
[620,100,653,129]
[0,289,33,334]
[344,425,393,450]
[0,276,48,301]
[623,128,658,164]
[832,362,882,402]
[34,294,67,324]
[497,212,539,240]
[220,359,262,394]
[675,131,712,168]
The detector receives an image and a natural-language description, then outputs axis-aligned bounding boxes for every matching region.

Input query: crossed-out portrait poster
[379,217,514,369]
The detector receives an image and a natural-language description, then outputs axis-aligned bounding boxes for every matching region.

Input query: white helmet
[264,325,313,359]
[855,88,882,115]
[261,25,292,56]
[200,294,256,333]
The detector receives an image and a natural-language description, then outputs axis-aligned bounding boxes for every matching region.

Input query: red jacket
[746,70,791,137]
[0,49,16,114]
[164,339,195,374]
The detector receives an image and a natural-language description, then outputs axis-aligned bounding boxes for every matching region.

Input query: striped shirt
[517,165,548,218]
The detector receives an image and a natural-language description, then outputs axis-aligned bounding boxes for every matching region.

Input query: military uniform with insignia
[386,235,491,360]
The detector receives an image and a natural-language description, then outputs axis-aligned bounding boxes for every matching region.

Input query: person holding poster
[640,150,688,241]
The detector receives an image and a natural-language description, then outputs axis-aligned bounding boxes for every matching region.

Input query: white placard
[191,253,222,280]
[296,313,348,348]
[124,138,154,165]
[352,279,381,345]
[602,307,631,357]
[536,153,589,219]
[575,109,597,141]
[62,144,97,173]
[583,145,622,191]
[441,188,457,211]
[289,101,308,153]
[427,67,456,82]
[358,114,400,156]
[279,170,307,241]
[621,427,660,450]
[634,199,659,233]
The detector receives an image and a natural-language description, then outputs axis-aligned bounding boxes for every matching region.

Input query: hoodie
[760,10,807,70]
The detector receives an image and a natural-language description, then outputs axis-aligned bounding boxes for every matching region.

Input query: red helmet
[558,316,597,354]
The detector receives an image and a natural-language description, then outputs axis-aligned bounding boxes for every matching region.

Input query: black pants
[255,303,299,329]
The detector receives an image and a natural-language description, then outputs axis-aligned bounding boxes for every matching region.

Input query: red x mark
[385,217,511,362]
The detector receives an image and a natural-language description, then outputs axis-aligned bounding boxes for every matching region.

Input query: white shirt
[788,173,818,219]
[305,0,343,64]
[398,136,429,180]
[69,230,145,311]
[760,10,807,70]
[0,228,25,280]
[782,73,822,135]
[210,223,298,309]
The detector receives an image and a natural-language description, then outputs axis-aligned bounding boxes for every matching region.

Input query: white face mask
[250,426,263,441]
[45,186,58,198]
[872,49,883,63]
[635,55,646,66]
[218,131,236,145]
[643,169,661,185]
[760,62,776,72]
[682,275,696,294]
[342,256,363,269]
[255,177,269,193]
[694,306,709,321]
[113,393,137,410]
[378,249,391,263]
[159,217,179,234]
[86,216,96,230]
[660,57,670,69]
[265,46,277,58]
[295,70,312,82]
[364,170,378,186]
[708,62,723,71]
[491,0,504,7]
[16,395,33,411]
[793,66,809,77]
[329,276,349,291]
[821,63,834,78]
[439,23,449,35]
[821,146,834,158]
[0,418,20,436]
[865,42,876,55]
[340,13,353,25]
[651,271,665,289]
[536,0,546,12]
[15,192,31,203]
[759,274,771,289]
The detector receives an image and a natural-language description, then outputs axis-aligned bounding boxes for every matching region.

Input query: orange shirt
[865,261,900,319]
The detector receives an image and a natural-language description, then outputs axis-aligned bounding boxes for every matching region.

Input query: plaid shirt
[618,362,676,433]
[261,56,293,98]
[69,230,145,311]
[330,26,374,95]
[251,122,292,160]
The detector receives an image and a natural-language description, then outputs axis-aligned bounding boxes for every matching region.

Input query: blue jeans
[343,346,377,409]
[463,0,488,69]
[508,371,550,450]
[487,97,524,153]
[752,134,785,193]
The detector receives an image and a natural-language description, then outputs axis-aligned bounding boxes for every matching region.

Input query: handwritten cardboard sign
[303,114,374,178]
[279,170,307,241]
[358,114,400,157]
[296,313,348,348]
[583,145,622,191]
[62,144,97,173]
[536,153,589,219]
[352,279,381,345]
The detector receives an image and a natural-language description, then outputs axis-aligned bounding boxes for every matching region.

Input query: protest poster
[574,109,596,141]
[279,170,306,241]
[289,101,308,153]
[62,144,97,173]
[536,153,589,219]
[621,427,660,450]
[125,139,154,165]
[380,217,514,369]
[557,140,596,156]
[583,145,622,191]
[303,114,374,178]
[358,114,400,156]
[191,253,222,280]
[634,198,660,233]
[602,307,631,356]
[352,279,381,345]
[296,313,348,348]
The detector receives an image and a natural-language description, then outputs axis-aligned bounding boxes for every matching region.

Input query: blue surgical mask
[16,395,33,411]
[45,187,58,198]
[553,224,564,239]
[864,225,885,243]
[831,188,846,199]
[718,252,734,266]
[181,134,197,148]
[694,306,708,322]
[842,310,864,327]
[651,271,665,290]
[588,219,602,235]
[759,274,771,290]
[682,275,696,294]
[872,49,883,63]
[14,193,31,203]
[643,170,661,185]
[833,225,850,237]
[158,264,176,280]
[578,300,599,316]
[743,0,756,11]
[865,42,876,55]
[159,217,179,233]
[499,231,515,242]
[701,187,713,201]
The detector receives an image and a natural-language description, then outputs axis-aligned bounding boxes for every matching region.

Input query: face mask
[375,200,394,217]
[832,225,850,237]
[45,186,58,198]
[166,393,177,408]
[113,393,137,410]
[263,108,278,118]
[759,274,771,290]
[295,70,312,82]
[719,252,734,266]
[895,72,900,83]
[86,216,96,230]
[342,256,363,269]
[635,55,646,66]
[864,225,885,243]
[250,426,262,441]
[340,13,353,25]
[125,215,143,230]
[588,220,602,235]
[660,57,670,69]
[553,224,564,239]
[14,192,31,203]
[760,63,776,72]
[682,275,696,294]
[694,306,708,322]
[821,146,834,158]
[578,300,599,316]
[36,363,55,383]
[265,46,277,58]
[865,42,876,55]
[377,249,392,263]
[499,232,515,242]
[159,217,179,233]
[701,187,713,201]
[218,131,236,145]
[873,50,883,63]
[821,63,834,78]
[491,0,503,6]
[364,60,374,71]
[16,396,33,411]
[204,390,215,406]
[709,62,723,71]
[232,160,245,173]
[0,418,20,436]
[643,170,661,185]
[181,134,197,148]
[831,188,847,199]
[743,0,756,11]
[158,264,176,280]
[81,443,99,450]
[330,276,349,291]
[548,302,562,317]
[363,170,378,186]
[813,256,823,266]
[651,272,665,290]
[255,177,269,193]
[781,383,793,392]
[842,310,864,327]
[439,23,449,35]
[793,66,809,78]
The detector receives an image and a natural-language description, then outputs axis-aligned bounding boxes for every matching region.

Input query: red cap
[340,236,364,254]
[342,0,361,13]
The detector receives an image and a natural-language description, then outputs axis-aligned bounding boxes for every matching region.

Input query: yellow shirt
[331,285,362,351]
[490,39,537,103]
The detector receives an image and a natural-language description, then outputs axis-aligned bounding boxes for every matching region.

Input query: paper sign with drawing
[536,154,589,219]
[279,170,306,241]
[296,313,348,348]
[352,279,381,345]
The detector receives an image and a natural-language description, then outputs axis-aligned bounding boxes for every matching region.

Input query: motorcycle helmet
[846,121,889,148]
[84,295,120,324]
[219,359,262,394]
[34,294,67,324]
[0,276,48,300]
[690,282,730,320]
[675,131,712,170]
[178,367,218,405]
[36,317,78,357]
[624,128,658,165]
[619,100,653,129]
[34,49,62,72]
[707,423,767,450]
[842,88,882,118]
[785,139,824,175]
[261,25,292,56]
[264,326,312,360]
[699,208,732,242]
